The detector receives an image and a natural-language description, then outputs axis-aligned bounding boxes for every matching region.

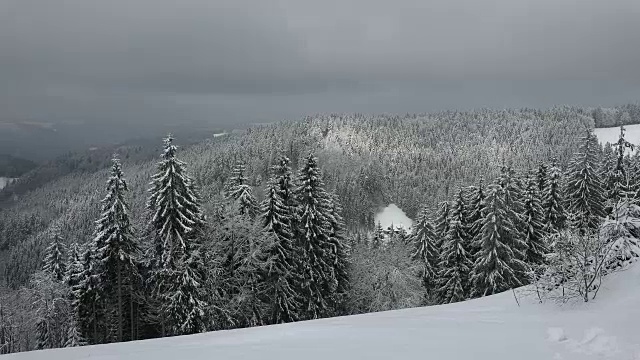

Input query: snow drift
[7,264,640,360]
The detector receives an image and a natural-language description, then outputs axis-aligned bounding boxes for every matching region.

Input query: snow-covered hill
[0,177,15,190]
[594,123,640,151]
[374,204,413,231]
[8,264,640,360]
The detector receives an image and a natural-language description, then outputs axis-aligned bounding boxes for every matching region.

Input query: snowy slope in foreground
[594,124,640,150]
[9,265,640,360]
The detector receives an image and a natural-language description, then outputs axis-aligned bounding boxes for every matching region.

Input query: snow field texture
[8,261,640,359]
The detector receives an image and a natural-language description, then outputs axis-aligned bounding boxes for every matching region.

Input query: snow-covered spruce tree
[451,188,470,231]
[64,242,87,345]
[93,156,141,342]
[466,180,486,259]
[410,205,439,295]
[434,200,450,246]
[626,151,640,201]
[294,154,336,319]
[260,157,301,324]
[537,162,549,194]
[471,185,529,297]
[522,175,548,265]
[599,203,640,271]
[147,135,207,336]
[166,233,208,335]
[543,159,567,232]
[325,192,350,314]
[601,142,617,203]
[565,132,607,231]
[437,216,473,304]
[43,229,66,282]
[35,318,49,350]
[75,245,102,344]
[498,166,525,228]
[225,162,258,218]
[371,222,385,249]
[215,202,272,328]
[64,317,86,347]
[608,126,635,211]
[65,243,82,289]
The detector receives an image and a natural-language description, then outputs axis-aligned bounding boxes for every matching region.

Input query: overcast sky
[2,0,640,130]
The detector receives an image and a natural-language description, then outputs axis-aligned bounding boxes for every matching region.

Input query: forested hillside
[0,108,592,282]
[0,155,36,179]
[4,105,640,354]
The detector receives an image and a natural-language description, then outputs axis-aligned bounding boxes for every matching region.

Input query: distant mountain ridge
[0,154,36,178]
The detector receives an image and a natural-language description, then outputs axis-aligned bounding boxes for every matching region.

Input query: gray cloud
[1,0,640,134]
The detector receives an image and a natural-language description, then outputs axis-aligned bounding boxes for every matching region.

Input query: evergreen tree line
[409,128,640,305]
[1,107,592,280]
[1,135,349,352]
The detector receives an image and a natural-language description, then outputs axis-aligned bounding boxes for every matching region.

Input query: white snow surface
[9,264,640,359]
[0,177,15,190]
[374,203,413,230]
[594,124,640,154]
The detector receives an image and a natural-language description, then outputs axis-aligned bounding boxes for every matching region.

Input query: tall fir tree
[371,222,385,249]
[451,188,470,232]
[147,135,207,336]
[608,126,635,208]
[225,162,258,218]
[93,156,141,342]
[522,175,547,265]
[471,185,529,297]
[260,156,300,324]
[565,132,607,231]
[601,142,617,203]
[434,201,451,248]
[537,162,549,194]
[35,318,49,350]
[64,317,86,347]
[65,243,82,289]
[216,203,272,328]
[43,229,66,282]
[410,205,439,293]
[466,180,486,259]
[294,154,335,319]
[498,166,525,228]
[437,215,473,304]
[74,245,102,344]
[325,192,350,313]
[543,159,567,232]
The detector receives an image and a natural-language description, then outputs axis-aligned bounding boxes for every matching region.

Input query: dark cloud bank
[1,0,640,135]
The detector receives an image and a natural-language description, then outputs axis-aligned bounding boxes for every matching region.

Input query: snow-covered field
[594,124,640,151]
[374,204,413,230]
[9,264,640,359]
[0,177,15,190]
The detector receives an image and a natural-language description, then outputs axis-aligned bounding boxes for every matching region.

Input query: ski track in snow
[548,326,640,359]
